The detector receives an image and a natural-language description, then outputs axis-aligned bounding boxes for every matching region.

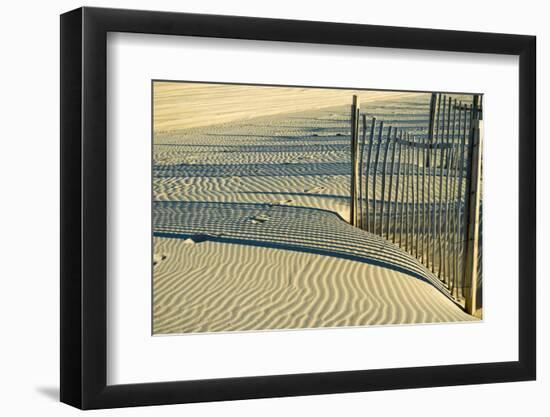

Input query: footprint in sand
[304,186,326,193]
[153,253,168,266]
[249,213,270,224]
[181,233,220,245]
[267,199,293,207]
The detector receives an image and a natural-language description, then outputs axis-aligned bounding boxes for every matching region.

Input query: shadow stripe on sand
[153,200,458,304]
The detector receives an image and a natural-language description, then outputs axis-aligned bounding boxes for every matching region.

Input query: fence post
[358,115,368,229]
[426,93,437,167]
[380,126,392,237]
[350,95,360,226]
[364,117,376,232]
[463,96,483,315]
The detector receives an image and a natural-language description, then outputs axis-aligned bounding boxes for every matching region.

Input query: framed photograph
[60,6,536,409]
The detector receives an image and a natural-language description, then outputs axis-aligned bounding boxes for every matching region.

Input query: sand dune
[153,237,474,334]
[153,201,453,294]
[152,87,478,334]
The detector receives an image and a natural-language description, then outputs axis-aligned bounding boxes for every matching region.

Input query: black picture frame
[60,6,536,410]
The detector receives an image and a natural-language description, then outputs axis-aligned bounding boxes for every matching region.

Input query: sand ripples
[152,94,476,334]
[153,236,474,334]
[153,202,474,334]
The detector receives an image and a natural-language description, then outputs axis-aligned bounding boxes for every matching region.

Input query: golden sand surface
[152,84,477,334]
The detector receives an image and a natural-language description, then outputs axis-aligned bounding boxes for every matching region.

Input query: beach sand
[153,82,477,334]
[153,237,474,334]
[153,82,422,131]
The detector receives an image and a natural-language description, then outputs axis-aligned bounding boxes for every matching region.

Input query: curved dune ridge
[153,201,452,296]
[153,88,478,334]
[153,237,474,334]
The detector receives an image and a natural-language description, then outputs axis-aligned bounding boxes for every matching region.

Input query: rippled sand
[153,237,475,334]
[152,84,477,334]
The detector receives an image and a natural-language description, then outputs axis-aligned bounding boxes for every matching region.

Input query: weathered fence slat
[438,95,451,279]
[431,94,443,272]
[444,99,458,284]
[379,126,392,237]
[350,95,360,226]
[394,132,403,245]
[420,138,429,264]
[463,95,483,314]
[358,112,367,229]
[426,92,437,167]
[426,93,441,269]
[444,146,455,285]
[414,134,420,258]
[387,128,398,240]
[363,116,376,232]
[455,104,471,298]
[372,121,384,235]
[405,134,412,253]
[450,102,464,295]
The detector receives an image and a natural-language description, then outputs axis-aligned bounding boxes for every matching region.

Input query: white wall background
[0,0,545,415]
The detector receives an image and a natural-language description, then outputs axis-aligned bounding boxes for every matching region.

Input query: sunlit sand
[152,82,477,334]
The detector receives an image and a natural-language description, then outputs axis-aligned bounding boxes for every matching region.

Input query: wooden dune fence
[350,93,483,314]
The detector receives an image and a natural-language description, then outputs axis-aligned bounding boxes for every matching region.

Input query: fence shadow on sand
[153,200,458,303]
